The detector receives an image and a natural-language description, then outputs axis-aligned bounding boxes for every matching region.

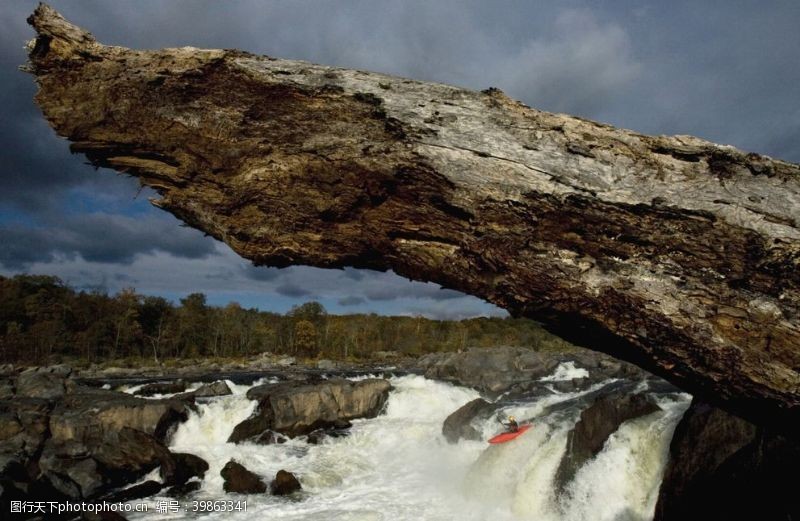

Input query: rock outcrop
[37,426,175,499]
[554,393,660,489]
[419,346,648,397]
[221,461,266,494]
[654,400,800,521]
[442,398,496,443]
[15,365,72,400]
[0,369,199,506]
[22,5,800,429]
[229,379,391,443]
[49,387,190,443]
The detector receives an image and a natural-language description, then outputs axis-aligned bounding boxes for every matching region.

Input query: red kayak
[488,424,532,444]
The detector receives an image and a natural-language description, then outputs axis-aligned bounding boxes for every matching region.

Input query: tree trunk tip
[25,4,99,72]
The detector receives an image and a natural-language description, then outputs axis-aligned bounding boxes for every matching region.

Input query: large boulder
[50,386,190,443]
[31,386,191,499]
[442,398,496,443]
[221,461,266,494]
[554,392,660,489]
[38,427,176,499]
[654,400,800,521]
[229,379,391,443]
[170,452,208,487]
[270,469,301,495]
[15,365,73,400]
[419,347,560,394]
[193,380,232,398]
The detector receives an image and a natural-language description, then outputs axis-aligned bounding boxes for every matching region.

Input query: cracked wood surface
[24,5,799,430]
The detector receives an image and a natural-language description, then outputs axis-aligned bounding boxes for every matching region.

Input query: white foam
[540,362,590,382]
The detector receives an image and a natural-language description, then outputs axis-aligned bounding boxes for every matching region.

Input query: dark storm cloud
[241,264,281,282]
[0,7,143,214]
[275,283,312,298]
[364,284,464,302]
[0,213,216,269]
[338,295,366,307]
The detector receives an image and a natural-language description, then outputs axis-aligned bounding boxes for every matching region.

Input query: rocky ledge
[419,346,659,398]
[0,365,392,516]
[229,378,392,443]
[0,366,203,513]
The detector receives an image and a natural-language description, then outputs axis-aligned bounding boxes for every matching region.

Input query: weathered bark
[24,6,800,430]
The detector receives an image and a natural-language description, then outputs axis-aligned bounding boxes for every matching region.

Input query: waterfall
[127,373,690,521]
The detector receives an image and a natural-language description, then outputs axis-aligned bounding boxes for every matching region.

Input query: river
[123,367,690,521]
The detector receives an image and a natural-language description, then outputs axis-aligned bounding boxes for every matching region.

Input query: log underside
[24,6,800,430]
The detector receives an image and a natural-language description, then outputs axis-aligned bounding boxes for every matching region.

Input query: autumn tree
[293,319,319,358]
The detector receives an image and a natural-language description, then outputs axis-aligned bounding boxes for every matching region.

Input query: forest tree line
[0,274,574,364]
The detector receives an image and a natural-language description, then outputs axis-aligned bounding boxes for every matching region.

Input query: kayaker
[501,415,519,433]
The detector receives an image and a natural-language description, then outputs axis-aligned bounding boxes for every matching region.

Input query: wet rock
[307,420,352,444]
[169,452,208,487]
[15,365,72,400]
[167,479,201,496]
[230,379,391,443]
[134,380,186,396]
[229,411,273,444]
[654,400,800,521]
[442,398,496,443]
[38,427,176,499]
[270,469,301,495]
[193,380,232,398]
[554,392,660,489]
[221,461,266,494]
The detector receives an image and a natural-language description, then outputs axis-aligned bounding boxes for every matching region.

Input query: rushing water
[125,368,690,521]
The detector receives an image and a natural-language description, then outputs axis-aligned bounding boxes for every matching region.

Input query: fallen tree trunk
[24,6,799,430]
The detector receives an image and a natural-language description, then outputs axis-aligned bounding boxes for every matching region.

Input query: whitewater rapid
[126,369,690,521]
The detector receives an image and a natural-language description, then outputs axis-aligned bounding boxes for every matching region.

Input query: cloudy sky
[1,1,798,318]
